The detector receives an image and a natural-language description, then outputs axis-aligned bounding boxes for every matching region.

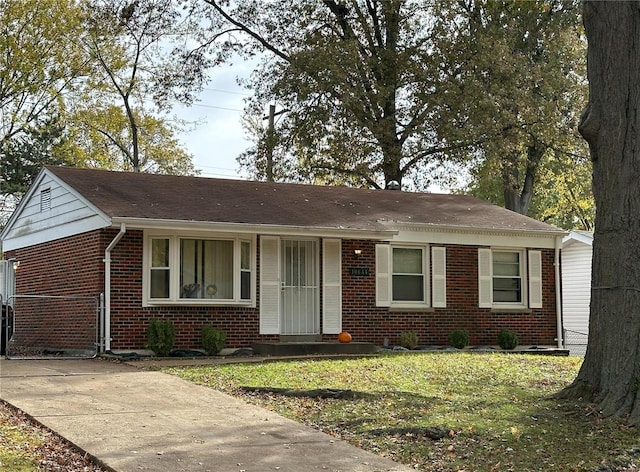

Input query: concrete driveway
[0,358,412,472]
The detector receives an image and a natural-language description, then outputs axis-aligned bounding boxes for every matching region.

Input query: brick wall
[335,240,558,347]
[6,231,558,351]
[105,229,271,350]
[5,231,104,351]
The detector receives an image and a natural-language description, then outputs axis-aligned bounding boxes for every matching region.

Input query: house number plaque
[349,267,370,276]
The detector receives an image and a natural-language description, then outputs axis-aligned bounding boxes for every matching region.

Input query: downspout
[103,223,126,352]
[554,235,564,348]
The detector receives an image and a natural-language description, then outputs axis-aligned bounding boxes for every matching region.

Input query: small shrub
[146,319,175,357]
[498,327,518,350]
[448,329,469,349]
[399,331,419,349]
[201,325,227,355]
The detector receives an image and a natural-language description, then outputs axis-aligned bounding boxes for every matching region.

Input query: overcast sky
[175,63,452,192]
[173,62,255,180]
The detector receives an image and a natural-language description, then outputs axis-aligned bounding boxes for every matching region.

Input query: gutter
[554,235,564,348]
[380,220,568,238]
[110,217,397,240]
[103,223,126,352]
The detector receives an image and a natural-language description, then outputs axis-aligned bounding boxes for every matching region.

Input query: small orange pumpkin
[338,331,352,343]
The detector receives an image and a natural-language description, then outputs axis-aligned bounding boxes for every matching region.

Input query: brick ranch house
[0,166,567,353]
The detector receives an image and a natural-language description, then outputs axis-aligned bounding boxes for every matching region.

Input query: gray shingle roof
[47,166,563,234]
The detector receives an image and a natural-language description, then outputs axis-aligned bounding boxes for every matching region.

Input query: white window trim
[142,232,256,307]
[479,248,530,310]
[377,243,431,309]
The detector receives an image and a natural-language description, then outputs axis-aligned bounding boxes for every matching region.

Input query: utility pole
[265,104,275,182]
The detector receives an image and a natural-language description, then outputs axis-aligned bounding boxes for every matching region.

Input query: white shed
[561,230,593,356]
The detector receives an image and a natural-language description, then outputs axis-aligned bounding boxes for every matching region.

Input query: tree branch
[202,0,291,62]
[310,161,382,189]
[93,126,133,165]
[400,136,490,173]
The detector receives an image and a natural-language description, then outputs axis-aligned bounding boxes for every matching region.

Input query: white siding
[562,240,592,336]
[2,172,110,251]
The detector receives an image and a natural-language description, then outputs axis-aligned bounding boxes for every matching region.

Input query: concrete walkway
[0,358,412,472]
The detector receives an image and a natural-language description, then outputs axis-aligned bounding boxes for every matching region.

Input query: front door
[281,239,319,335]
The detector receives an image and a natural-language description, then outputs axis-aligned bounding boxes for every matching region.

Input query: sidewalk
[0,358,412,472]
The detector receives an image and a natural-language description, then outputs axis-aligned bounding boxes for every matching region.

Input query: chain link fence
[564,329,588,357]
[1,295,10,356]
[5,294,101,360]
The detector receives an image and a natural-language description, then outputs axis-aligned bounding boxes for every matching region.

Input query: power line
[198,169,249,179]
[198,163,238,172]
[202,87,251,96]
[192,103,243,112]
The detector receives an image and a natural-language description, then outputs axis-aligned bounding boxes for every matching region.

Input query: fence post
[99,293,105,353]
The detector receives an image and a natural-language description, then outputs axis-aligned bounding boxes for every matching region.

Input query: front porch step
[279,335,322,343]
[252,341,377,357]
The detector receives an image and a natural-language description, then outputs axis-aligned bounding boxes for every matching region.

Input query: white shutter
[478,248,492,308]
[431,246,447,308]
[260,236,280,334]
[322,239,342,334]
[375,244,391,307]
[528,250,543,308]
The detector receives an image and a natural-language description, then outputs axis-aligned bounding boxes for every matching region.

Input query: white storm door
[281,239,319,335]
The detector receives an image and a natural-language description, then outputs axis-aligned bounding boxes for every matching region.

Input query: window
[145,234,254,305]
[150,239,170,298]
[478,248,542,309]
[492,251,522,303]
[392,247,425,302]
[240,241,251,300]
[180,239,233,299]
[375,244,442,308]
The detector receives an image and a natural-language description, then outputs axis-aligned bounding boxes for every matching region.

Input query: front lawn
[165,353,639,472]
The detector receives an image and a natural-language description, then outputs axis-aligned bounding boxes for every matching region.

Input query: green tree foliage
[199,0,591,223]
[0,119,73,196]
[70,0,202,173]
[65,101,196,175]
[0,0,85,224]
[202,0,468,189]
[0,0,85,146]
[0,0,201,210]
[0,118,77,227]
[441,0,591,220]
[468,150,594,230]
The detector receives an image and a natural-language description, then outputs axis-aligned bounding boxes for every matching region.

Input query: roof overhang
[562,230,593,247]
[381,220,568,238]
[111,217,398,240]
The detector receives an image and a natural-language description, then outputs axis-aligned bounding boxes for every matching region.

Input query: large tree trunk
[502,140,546,215]
[558,1,640,425]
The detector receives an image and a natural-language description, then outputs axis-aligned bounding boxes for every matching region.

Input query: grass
[165,352,640,472]
[0,400,106,471]
[0,402,47,471]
